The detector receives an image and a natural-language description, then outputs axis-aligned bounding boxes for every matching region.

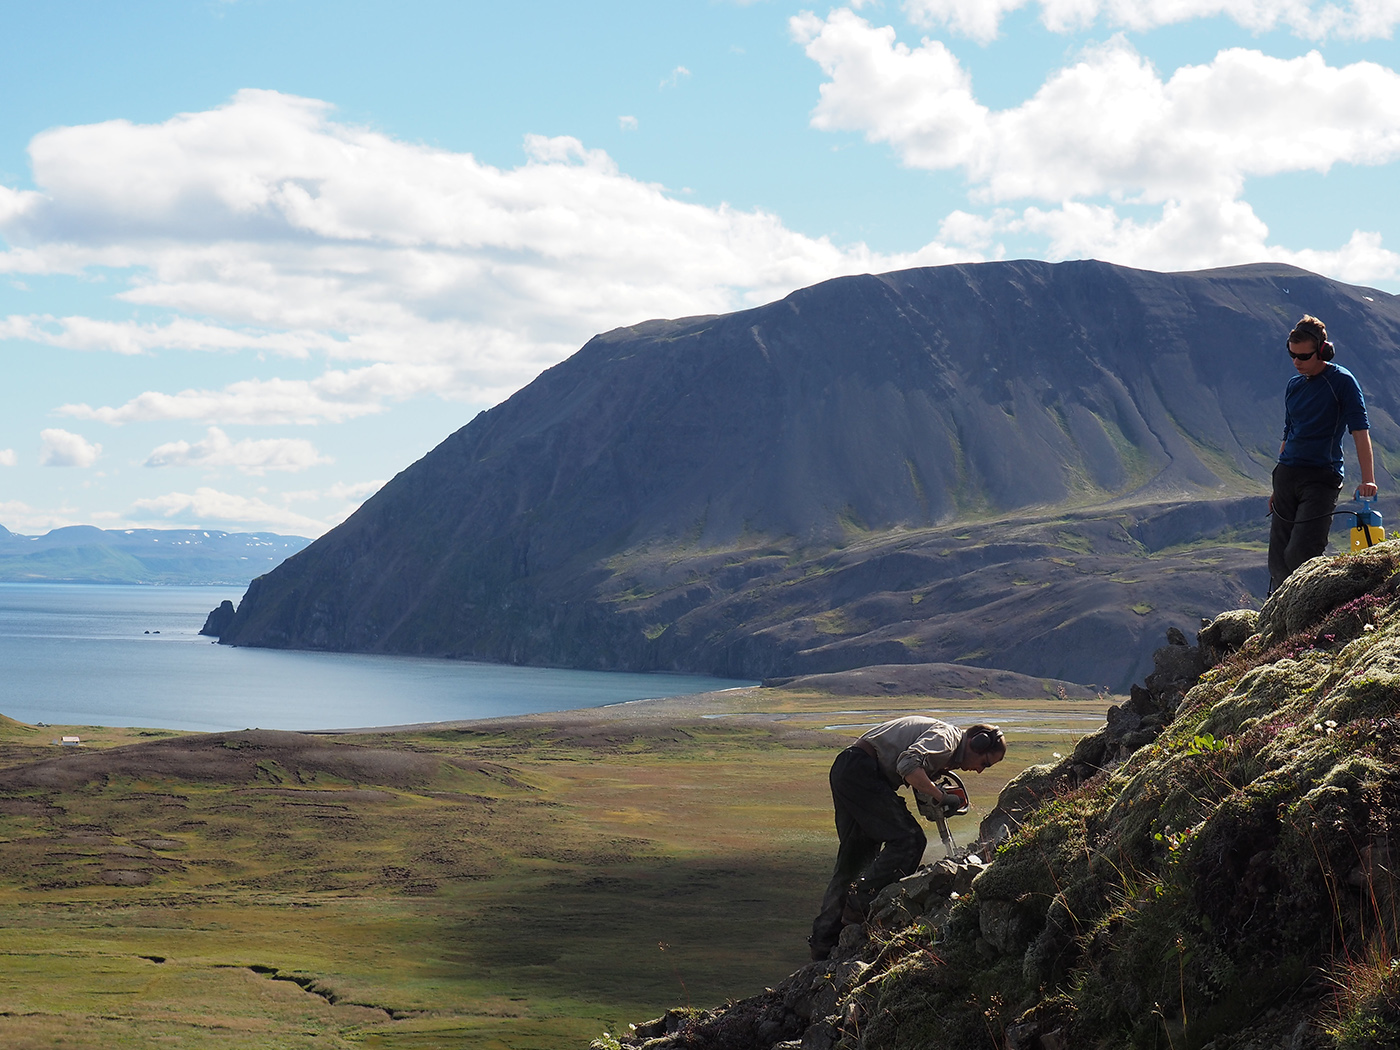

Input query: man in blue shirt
[1268,315,1378,593]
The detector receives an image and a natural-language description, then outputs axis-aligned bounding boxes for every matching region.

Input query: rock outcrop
[602,543,1400,1049]
[976,609,1257,848]
[199,600,236,638]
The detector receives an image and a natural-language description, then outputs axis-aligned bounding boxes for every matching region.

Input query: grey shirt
[858,716,964,787]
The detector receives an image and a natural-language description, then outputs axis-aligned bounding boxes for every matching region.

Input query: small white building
[59,736,80,746]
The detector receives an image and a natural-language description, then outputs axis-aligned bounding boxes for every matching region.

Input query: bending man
[808,717,1005,961]
[1269,314,1377,594]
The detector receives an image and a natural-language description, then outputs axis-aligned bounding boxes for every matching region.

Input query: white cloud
[0,313,337,357]
[280,479,384,504]
[144,426,331,475]
[903,0,1028,43]
[323,479,384,502]
[903,0,1400,43]
[0,500,81,533]
[794,10,1400,276]
[129,486,326,534]
[60,362,456,425]
[38,429,102,467]
[0,449,15,466]
[0,89,956,427]
[619,115,639,131]
[277,478,387,528]
[798,15,1400,203]
[660,65,692,88]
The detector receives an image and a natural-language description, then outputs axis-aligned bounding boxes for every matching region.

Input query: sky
[3,1,1400,539]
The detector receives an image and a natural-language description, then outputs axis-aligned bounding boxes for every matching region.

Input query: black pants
[808,747,926,957]
[1269,463,1343,593]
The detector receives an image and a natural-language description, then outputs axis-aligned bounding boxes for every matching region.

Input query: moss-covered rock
[1257,545,1400,646]
[600,546,1400,1050]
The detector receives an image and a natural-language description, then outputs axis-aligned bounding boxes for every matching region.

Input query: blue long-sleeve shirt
[1279,363,1369,474]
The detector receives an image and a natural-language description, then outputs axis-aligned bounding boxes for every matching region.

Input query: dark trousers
[1269,463,1343,593]
[809,747,926,956]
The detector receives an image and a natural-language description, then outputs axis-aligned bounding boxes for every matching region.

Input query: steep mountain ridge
[217,260,1400,686]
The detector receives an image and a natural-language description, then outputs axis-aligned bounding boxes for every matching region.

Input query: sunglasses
[1288,347,1318,361]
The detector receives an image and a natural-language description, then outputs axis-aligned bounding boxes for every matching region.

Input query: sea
[0,583,754,733]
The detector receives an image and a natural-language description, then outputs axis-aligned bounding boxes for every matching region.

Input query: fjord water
[0,583,753,732]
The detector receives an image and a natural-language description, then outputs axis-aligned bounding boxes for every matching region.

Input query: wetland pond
[0,583,754,732]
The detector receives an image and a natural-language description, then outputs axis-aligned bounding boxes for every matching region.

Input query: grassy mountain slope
[218,260,1400,686]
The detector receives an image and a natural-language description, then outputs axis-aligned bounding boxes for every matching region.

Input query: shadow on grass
[445,855,826,1012]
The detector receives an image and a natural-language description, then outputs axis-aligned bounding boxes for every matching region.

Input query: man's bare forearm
[1355,430,1378,496]
[904,767,941,799]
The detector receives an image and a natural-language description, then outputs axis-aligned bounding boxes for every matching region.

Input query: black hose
[1267,508,1357,526]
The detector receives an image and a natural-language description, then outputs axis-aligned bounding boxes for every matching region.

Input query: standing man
[808,716,1005,961]
[1269,314,1378,594]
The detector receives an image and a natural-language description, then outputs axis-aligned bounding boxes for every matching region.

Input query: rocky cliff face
[217,260,1400,686]
[602,545,1400,1050]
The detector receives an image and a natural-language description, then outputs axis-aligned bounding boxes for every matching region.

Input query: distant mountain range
[0,525,311,586]
[215,260,1400,689]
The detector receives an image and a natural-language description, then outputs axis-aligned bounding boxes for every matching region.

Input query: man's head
[1288,315,1332,377]
[959,723,1005,772]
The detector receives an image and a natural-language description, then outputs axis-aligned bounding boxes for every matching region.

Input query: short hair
[1289,315,1328,349]
[965,723,1006,756]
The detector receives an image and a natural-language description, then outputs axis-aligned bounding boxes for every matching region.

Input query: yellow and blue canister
[1351,494,1386,551]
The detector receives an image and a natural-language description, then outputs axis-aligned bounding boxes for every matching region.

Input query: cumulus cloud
[0,89,955,427]
[660,65,692,88]
[278,478,387,528]
[144,426,331,475]
[129,486,327,534]
[322,479,384,502]
[0,500,79,533]
[0,314,337,357]
[60,363,454,425]
[38,429,102,467]
[619,115,639,131]
[798,14,1400,202]
[904,0,1400,43]
[0,449,15,466]
[794,9,1400,278]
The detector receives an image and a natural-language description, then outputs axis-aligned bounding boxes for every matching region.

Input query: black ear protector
[1291,320,1332,360]
[969,726,1005,754]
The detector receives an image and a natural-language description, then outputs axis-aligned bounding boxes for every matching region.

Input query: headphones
[968,726,1005,754]
[1291,319,1334,361]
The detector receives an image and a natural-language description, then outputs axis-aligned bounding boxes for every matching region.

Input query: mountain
[0,526,312,585]
[216,259,1400,689]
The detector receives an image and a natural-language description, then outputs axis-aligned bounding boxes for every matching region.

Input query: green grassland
[0,692,1107,1049]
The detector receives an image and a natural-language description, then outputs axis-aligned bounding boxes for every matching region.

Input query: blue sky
[3,0,1400,537]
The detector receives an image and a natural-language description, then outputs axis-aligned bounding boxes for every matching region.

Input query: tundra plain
[0,690,1105,1049]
